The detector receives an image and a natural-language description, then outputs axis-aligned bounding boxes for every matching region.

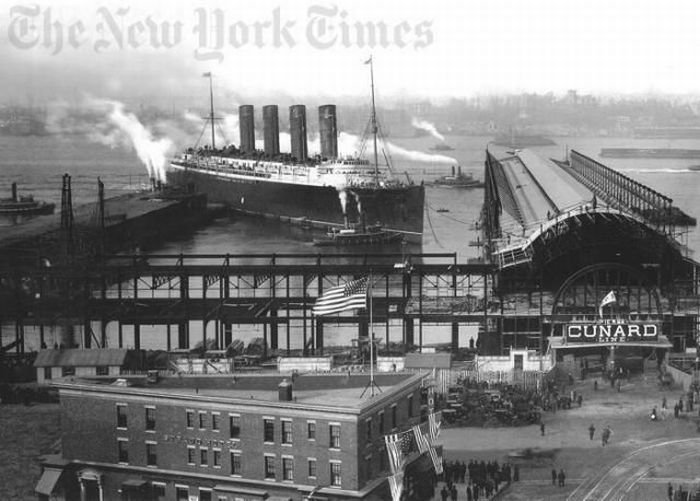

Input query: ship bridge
[482,148,696,289]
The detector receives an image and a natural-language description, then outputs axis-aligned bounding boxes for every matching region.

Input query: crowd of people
[668,482,700,501]
[435,458,518,500]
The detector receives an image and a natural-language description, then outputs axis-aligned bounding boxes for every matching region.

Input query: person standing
[541,422,546,436]
[578,394,583,407]
[441,485,449,501]
[594,379,598,391]
[667,482,673,501]
[558,469,566,487]
[589,424,596,440]
[450,483,458,501]
[466,483,473,501]
[551,468,557,485]
[662,396,667,410]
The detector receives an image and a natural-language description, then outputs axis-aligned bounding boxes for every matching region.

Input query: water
[1,134,699,351]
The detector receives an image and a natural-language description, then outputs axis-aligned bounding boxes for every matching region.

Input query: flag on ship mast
[364,56,372,65]
[312,278,368,316]
[599,290,617,317]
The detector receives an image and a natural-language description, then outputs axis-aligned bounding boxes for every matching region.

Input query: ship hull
[166,167,425,239]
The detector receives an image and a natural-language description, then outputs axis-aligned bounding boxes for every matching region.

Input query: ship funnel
[289,105,308,162]
[318,104,338,159]
[263,105,280,156]
[11,182,17,202]
[239,105,256,153]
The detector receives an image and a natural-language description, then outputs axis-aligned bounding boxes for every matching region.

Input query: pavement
[430,370,700,500]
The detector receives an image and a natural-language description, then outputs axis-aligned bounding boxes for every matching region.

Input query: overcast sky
[2,0,700,104]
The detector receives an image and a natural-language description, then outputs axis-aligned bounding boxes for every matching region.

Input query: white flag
[599,290,617,317]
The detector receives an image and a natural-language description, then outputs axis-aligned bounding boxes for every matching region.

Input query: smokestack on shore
[289,105,308,162]
[263,105,280,156]
[239,105,255,153]
[319,105,338,159]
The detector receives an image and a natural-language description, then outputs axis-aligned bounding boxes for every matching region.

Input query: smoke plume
[411,117,446,142]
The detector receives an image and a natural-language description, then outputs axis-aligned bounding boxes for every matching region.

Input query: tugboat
[0,183,55,215]
[432,166,484,188]
[313,224,404,247]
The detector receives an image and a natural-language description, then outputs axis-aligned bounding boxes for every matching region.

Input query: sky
[2,0,700,104]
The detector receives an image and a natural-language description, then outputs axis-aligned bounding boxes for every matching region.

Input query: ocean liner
[166,63,425,240]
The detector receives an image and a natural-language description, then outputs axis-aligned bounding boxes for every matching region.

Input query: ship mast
[368,56,379,185]
[204,72,216,150]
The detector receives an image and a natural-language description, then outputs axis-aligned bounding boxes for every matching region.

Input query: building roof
[34,349,130,368]
[52,372,424,414]
[404,353,452,369]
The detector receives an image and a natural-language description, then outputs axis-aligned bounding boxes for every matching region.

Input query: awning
[35,468,63,496]
[213,484,267,497]
[121,479,148,489]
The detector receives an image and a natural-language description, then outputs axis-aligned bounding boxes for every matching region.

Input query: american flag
[412,425,430,454]
[388,471,404,501]
[312,278,367,316]
[428,412,441,444]
[384,434,403,474]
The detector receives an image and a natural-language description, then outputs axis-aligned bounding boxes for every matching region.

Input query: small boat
[429,143,455,151]
[313,224,405,247]
[0,183,55,215]
[436,208,450,213]
[432,166,484,188]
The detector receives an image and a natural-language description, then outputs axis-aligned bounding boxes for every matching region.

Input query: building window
[96,365,109,376]
[307,421,316,440]
[281,420,292,444]
[329,424,340,449]
[212,413,220,431]
[175,487,189,501]
[330,462,342,486]
[199,412,207,430]
[366,417,372,441]
[229,414,240,438]
[308,458,317,478]
[379,411,385,433]
[146,442,157,466]
[200,448,208,466]
[186,410,194,429]
[264,456,275,479]
[282,457,294,481]
[116,404,127,429]
[44,367,52,380]
[230,451,241,475]
[61,366,75,377]
[152,483,166,501]
[200,489,212,501]
[408,395,414,418]
[263,419,275,442]
[213,449,221,468]
[187,446,196,465]
[145,407,156,431]
[117,439,128,463]
[391,405,397,429]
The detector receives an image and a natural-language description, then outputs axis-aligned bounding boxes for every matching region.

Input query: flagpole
[369,269,375,396]
[208,73,216,150]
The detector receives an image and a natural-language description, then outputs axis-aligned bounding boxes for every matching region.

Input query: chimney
[318,104,338,159]
[278,378,293,401]
[11,182,17,202]
[263,105,280,156]
[238,105,255,153]
[289,105,308,162]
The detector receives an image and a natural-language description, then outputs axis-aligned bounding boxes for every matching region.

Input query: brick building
[36,372,429,501]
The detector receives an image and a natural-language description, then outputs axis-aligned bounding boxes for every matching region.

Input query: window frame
[264,454,276,480]
[263,418,275,443]
[282,456,294,481]
[230,450,242,476]
[146,441,157,467]
[116,404,128,429]
[329,423,341,449]
[145,406,156,431]
[229,414,241,439]
[281,419,293,445]
[117,437,128,464]
[307,458,317,479]
[307,420,316,440]
[330,461,342,487]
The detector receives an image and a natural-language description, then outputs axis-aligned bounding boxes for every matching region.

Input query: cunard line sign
[565,323,659,343]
